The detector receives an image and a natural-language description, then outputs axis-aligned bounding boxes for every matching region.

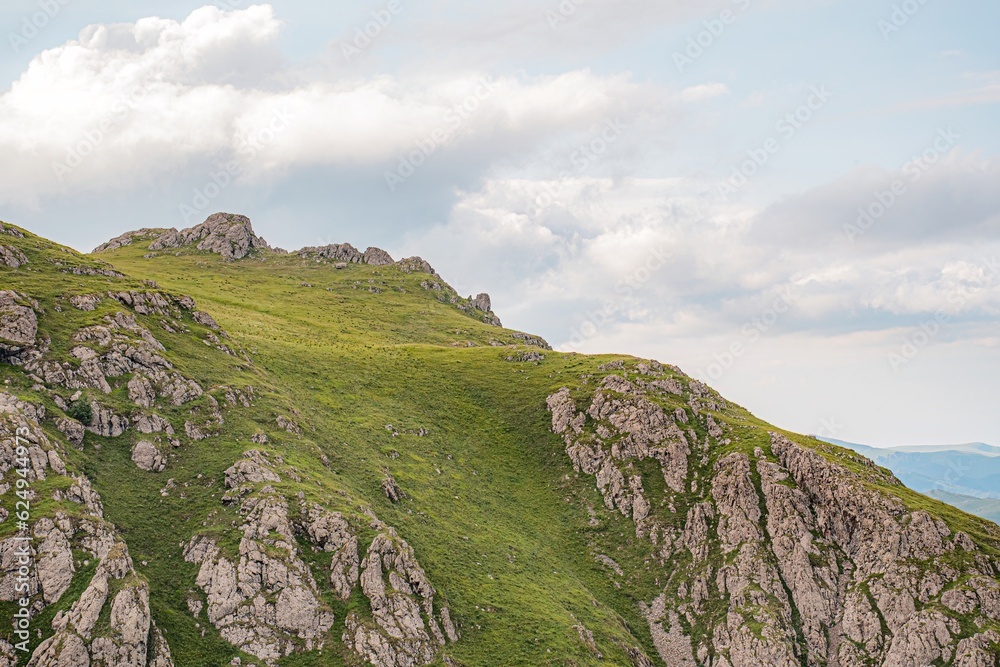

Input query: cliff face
[0,215,997,667]
[547,368,1000,667]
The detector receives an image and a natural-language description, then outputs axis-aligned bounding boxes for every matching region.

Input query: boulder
[0,245,28,268]
[363,247,394,266]
[0,291,37,347]
[131,441,167,473]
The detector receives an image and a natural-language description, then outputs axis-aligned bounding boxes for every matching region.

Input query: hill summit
[0,214,998,667]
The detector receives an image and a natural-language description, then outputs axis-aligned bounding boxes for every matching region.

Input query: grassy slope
[3,224,998,666]
[86,243,666,666]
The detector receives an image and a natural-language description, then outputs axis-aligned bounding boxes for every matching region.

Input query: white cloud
[0,5,693,208]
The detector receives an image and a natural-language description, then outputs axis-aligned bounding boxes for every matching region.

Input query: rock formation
[148,213,270,259]
[548,359,1000,667]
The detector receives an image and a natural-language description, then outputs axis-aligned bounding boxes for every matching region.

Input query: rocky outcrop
[0,392,174,667]
[362,247,394,266]
[343,527,453,667]
[547,359,1000,667]
[302,504,360,601]
[69,294,102,311]
[396,257,437,276]
[298,243,364,263]
[184,493,334,664]
[92,229,167,253]
[0,291,37,347]
[0,245,27,268]
[149,213,270,260]
[131,441,166,472]
[470,293,491,313]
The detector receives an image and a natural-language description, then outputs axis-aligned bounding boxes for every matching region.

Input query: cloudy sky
[2,0,999,447]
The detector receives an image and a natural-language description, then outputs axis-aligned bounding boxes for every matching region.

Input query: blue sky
[1,0,998,446]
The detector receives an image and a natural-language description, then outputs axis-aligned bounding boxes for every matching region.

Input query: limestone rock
[35,519,75,604]
[0,245,28,268]
[302,504,359,601]
[55,418,86,447]
[0,290,37,347]
[383,475,404,503]
[297,243,363,263]
[396,257,437,275]
[69,294,102,311]
[184,494,333,663]
[343,529,443,667]
[88,402,129,437]
[149,213,270,260]
[92,228,166,253]
[363,247,394,266]
[131,441,167,472]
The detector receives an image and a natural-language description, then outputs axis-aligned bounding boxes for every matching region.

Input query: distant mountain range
[820,437,1000,523]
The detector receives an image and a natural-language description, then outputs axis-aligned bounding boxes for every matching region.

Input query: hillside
[1,213,999,667]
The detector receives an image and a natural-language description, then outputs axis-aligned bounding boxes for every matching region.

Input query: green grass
[1,221,998,666]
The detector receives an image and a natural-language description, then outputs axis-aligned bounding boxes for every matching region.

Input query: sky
[1,0,998,447]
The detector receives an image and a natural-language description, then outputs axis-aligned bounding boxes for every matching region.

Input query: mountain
[925,491,1000,525]
[1,213,999,667]
[823,437,1000,500]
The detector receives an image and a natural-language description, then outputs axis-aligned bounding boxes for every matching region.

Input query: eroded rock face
[149,213,270,260]
[92,229,166,253]
[0,393,174,667]
[547,360,1000,667]
[131,441,166,472]
[298,243,364,263]
[362,247,394,266]
[184,493,334,664]
[343,527,453,667]
[0,291,37,348]
[0,245,28,269]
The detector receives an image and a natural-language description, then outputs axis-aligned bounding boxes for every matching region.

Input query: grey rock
[69,294,102,311]
[184,493,333,663]
[35,519,75,604]
[383,475,404,503]
[88,402,129,437]
[149,213,270,260]
[396,257,437,275]
[297,243,363,263]
[363,247,394,266]
[131,440,167,472]
[92,228,166,253]
[0,290,37,346]
[55,418,86,447]
[470,293,491,312]
[0,245,28,268]
[301,504,359,601]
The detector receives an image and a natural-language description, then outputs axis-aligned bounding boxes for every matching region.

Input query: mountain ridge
[1,214,999,667]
